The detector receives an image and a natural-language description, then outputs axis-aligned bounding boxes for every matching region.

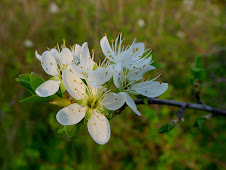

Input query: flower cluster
[35,34,168,144]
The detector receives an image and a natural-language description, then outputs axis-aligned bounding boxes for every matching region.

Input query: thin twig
[131,98,226,116]
[176,103,189,120]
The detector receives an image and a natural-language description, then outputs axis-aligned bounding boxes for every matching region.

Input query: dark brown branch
[132,98,226,116]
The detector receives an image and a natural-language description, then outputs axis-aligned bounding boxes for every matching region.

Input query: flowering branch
[17,34,225,144]
[132,98,226,116]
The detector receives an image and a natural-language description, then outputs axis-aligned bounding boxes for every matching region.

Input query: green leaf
[57,126,65,133]
[30,72,45,91]
[64,120,84,137]
[19,74,31,81]
[158,121,176,134]
[16,74,34,93]
[194,117,206,128]
[20,94,59,103]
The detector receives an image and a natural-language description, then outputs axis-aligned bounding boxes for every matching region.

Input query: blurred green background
[0,0,225,169]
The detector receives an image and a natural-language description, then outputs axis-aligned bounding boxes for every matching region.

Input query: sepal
[64,119,84,137]
[20,94,59,103]
[49,98,71,107]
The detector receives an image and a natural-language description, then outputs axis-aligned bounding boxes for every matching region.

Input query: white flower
[113,62,168,115]
[100,33,148,68]
[71,42,113,89]
[56,69,125,144]
[100,34,168,115]
[35,47,74,97]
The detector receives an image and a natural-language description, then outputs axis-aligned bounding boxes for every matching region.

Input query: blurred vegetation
[0,0,225,169]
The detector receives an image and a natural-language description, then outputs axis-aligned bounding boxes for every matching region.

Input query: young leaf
[158,121,176,134]
[20,94,59,103]
[16,74,34,93]
[194,117,206,128]
[19,74,31,81]
[64,119,84,137]
[30,72,45,91]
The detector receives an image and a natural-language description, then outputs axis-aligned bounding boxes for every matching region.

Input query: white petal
[131,81,168,97]
[50,48,60,63]
[129,57,152,70]
[129,65,155,81]
[102,92,125,110]
[62,69,87,100]
[114,49,132,67]
[113,63,122,88]
[80,42,94,71]
[70,63,85,79]
[41,51,59,76]
[73,44,82,62]
[35,51,42,61]
[56,103,86,125]
[60,48,73,67]
[88,65,113,89]
[100,36,114,60]
[87,111,111,145]
[121,92,141,116]
[131,42,145,61]
[35,80,60,97]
